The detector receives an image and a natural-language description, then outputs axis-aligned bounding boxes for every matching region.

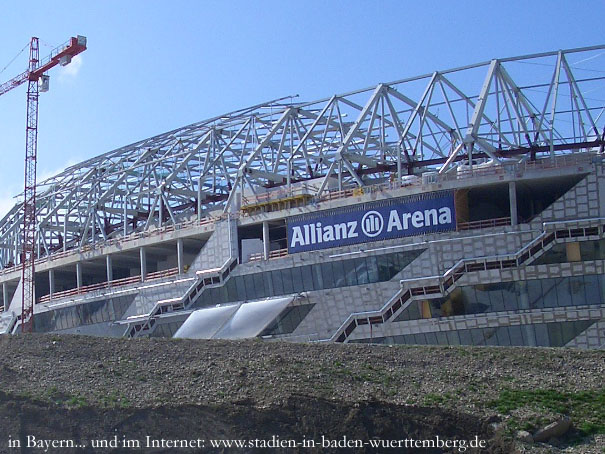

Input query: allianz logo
[290,206,453,248]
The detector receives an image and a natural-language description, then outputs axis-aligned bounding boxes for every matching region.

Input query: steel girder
[1,45,605,267]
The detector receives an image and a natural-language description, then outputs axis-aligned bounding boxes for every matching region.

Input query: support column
[262,221,270,260]
[509,181,518,226]
[123,201,128,238]
[177,238,184,275]
[76,262,83,290]
[106,255,113,283]
[2,283,8,312]
[140,247,147,282]
[49,269,55,301]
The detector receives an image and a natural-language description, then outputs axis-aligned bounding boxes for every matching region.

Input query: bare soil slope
[0,335,602,453]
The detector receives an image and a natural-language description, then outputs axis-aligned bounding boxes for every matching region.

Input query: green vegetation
[44,386,88,408]
[99,390,131,409]
[488,389,605,436]
[424,392,450,405]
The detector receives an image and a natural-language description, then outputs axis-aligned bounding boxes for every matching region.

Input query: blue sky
[0,1,604,216]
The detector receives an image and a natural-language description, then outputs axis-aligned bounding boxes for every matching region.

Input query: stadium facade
[1,45,605,348]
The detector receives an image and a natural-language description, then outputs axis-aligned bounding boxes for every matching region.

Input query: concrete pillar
[76,262,83,289]
[197,182,202,221]
[106,255,113,283]
[177,239,184,274]
[49,269,55,300]
[2,283,8,312]
[123,202,128,238]
[509,181,518,226]
[63,218,68,252]
[158,193,164,228]
[140,247,147,282]
[262,221,270,260]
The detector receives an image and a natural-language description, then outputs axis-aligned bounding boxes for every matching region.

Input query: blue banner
[287,192,455,253]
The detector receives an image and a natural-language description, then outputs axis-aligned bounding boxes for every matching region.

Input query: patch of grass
[99,390,131,409]
[43,386,88,408]
[65,394,88,408]
[423,392,452,406]
[488,389,605,436]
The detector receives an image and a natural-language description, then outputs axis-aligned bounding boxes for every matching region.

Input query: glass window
[291,267,305,293]
[235,276,247,300]
[495,326,511,346]
[533,324,549,346]
[281,268,294,294]
[388,254,400,278]
[366,257,379,283]
[407,301,421,320]
[226,278,238,301]
[331,261,346,287]
[377,255,392,281]
[541,278,558,308]
[343,260,358,287]
[459,329,472,345]
[320,262,334,289]
[554,277,571,308]
[253,273,267,298]
[568,276,585,307]
[271,270,284,295]
[263,272,274,296]
[487,284,505,312]
[547,322,564,346]
[425,332,437,345]
[507,325,524,346]
[413,333,427,345]
[584,274,600,306]
[459,287,478,314]
[354,257,369,284]
[560,320,589,345]
[484,328,499,346]
[244,274,257,299]
[446,330,461,346]
[526,279,543,309]
[312,264,323,290]
[501,283,519,311]
[430,300,443,318]
[300,265,315,292]
[434,331,448,345]
[470,328,486,345]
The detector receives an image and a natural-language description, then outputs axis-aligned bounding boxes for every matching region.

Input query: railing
[2,153,596,276]
[36,267,179,305]
[240,152,598,218]
[124,215,237,338]
[0,214,221,277]
[457,217,512,231]
[324,217,604,343]
[125,258,237,338]
[248,248,289,262]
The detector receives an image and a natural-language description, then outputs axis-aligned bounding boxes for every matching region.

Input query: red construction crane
[0,35,87,332]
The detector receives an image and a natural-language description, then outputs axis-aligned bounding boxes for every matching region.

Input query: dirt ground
[0,334,602,453]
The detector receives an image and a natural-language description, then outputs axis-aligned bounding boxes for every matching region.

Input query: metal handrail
[321,217,604,343]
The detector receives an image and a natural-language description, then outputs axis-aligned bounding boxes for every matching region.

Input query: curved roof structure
[1,45,605,268]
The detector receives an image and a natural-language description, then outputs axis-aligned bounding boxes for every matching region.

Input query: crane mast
[0,36,87,332]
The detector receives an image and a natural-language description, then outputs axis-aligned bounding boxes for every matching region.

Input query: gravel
[0,334,603,453]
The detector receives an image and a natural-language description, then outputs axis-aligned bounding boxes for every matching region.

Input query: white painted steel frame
[1,45,604,267]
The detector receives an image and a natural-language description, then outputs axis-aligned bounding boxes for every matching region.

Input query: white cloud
[58,54,83,81]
